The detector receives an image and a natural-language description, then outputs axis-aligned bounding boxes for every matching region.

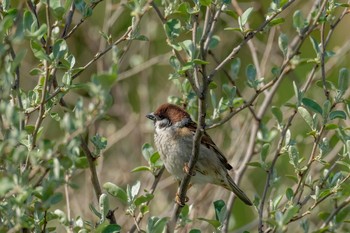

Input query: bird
[146,103,252,206]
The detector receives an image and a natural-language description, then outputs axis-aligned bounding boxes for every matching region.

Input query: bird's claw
[175,192,189,206]
[183,163,196,176]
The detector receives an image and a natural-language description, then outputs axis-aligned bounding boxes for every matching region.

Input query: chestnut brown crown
[150,103,191,124]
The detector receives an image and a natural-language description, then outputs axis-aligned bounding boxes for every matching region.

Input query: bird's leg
[175,181,192,206]
[183,162,196,176]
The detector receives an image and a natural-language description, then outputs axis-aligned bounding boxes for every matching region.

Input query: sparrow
[146,103,252,206]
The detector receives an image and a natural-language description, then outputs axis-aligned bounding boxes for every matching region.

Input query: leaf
[268,17,285,26]
[271,106,283,123]
[230,58,241,80]
[134,194,154,206]
[141,143,155,161]
[298,107,313,129]
[288,145,300,170]
[193,59,209,65]
[293,81,302,106]
[310,36,320,56]
[293,10,305,32]
[189,229,201,233]
[214,200,226,223]
[150,152,160,164]
[278,33,288,57]
[282,205,299,224]
[131,181,141,201]
[208,35,220,49]
[199,0,212,6]
[179,40,195,60]
[285,188,293,201]
[338,68,349,94]
[260,143,270,162]
[30,40,50,61]
[103,182,127,204]
[329,110,347,120]
[197,218,221,228]
[239,7,254,26]
[147,216,168,233]
[102,224,121,233]
[131,166,151,173]
[246,64,257,88]
[302,98,322,115]
[165,19,181,40]
[99,193,109,221]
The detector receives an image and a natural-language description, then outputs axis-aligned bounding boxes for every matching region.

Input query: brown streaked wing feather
[186,121,233,170]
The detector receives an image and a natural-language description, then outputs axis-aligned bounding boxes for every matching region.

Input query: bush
[0,0,350,232]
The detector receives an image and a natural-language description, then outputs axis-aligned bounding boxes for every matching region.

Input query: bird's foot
[175,192,189,207]
[183,163,196,176]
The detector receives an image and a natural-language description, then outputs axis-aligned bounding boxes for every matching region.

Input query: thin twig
[31,0,52,149]
[150,1,200,95]
[80,137,117,224]
[128,166,165,233]
[63,0,105,39]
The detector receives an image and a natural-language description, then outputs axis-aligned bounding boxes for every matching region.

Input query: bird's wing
[185,121,233,170]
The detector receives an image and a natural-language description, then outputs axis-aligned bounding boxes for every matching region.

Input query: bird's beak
[146,112,156,121]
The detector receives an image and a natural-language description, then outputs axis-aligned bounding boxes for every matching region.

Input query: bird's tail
[226,175,253,206]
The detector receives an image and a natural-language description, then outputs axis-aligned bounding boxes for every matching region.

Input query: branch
[63,0,105,40]
[31,0,52,149]
[150,1,200,95]
[80,137,117,224]
[128,166,165,233]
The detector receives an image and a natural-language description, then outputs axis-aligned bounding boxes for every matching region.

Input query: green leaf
[246,64,257,88]
[298,107,313,129]
[208,35,220,49]
[197,218,221,228]
[142,143,155,161]
[268,17,285,26]
[214,200,226,223]
[131,166,151,173]
[199,0,211,6]
[239,7,254,27]
[282,205,299,224]
[293,10,305,32]
[230,58,241,80]
[288,144,300,170]
[165,18,181,40]
[246,161,263,168]
[150,152,160,164]
[325,123,338,130]
[91,134,107,151]
[179,40,195,60]
[103,182,127,204]
[130,181,141,201]
[271,106,283,123]
[189,229,201,233]
[52,39,67,61]
[285,188,293,201]
[329,110,346,120]
[134,194,154,206]
[99,193,109,221]
[302,98,322,115]
[278,33,288,57]
[260,143,270,162]
[193,59,209,65]
[310,36,320,56]
[102,224,121,233]
[338,68,349,95]
[30,40,50,61]
[147,216,168,233]
[293,81,302,106]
